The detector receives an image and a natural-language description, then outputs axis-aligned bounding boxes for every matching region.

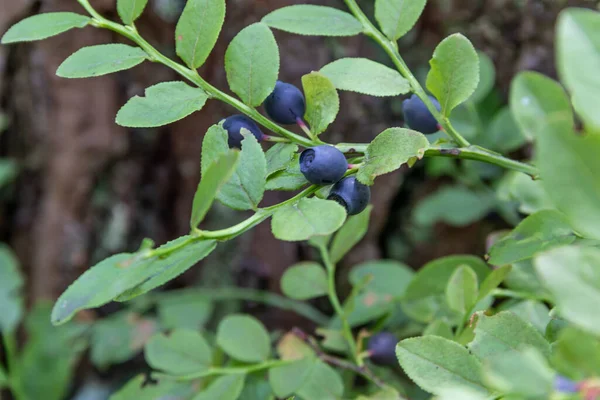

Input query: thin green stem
[155,359,293,381]
[77,0,314,148]
[318,245,359,366]
[342,0,470,147]
[154,287,330,325]
[336,143,539,178]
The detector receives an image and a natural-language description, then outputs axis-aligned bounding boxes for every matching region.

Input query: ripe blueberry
[264,81,306,125]
[367,332,398,366]
[327,176,370,216]
[223,114,264,149]
[402,94,441,134]
[299,145,348,185]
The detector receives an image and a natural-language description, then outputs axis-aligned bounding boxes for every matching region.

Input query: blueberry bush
[1,0,600,399]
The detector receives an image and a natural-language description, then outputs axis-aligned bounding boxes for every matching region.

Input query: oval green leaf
[0,244,24,333]
[225,23,279,107]
[117,0,149,25]
[116,81,209,128]
[374,0,427,40]
[302,72,339,135]
[426,34,480,116]
[271,197,346,242]
[357,128,429,185]
[1,13,90,44]
[145,330,212,376]
[320,58,410,97]
[281,262,328,300]
[57,44,147,78]
[445,265,479,315]
[175,0,225,69]
[216,314,271,363]
[193,374,246,400]
[262,5,362,37]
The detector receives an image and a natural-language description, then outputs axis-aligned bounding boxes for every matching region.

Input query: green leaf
[271,198,346,242]
[357,128,429,185]
[225,23,279,107]
[320,58,410,97]
[0,159,18,189]
[423,319,454,340]
[191,151,240,228]
[110,375,194,400]
[556,8,600,133]
[435,387,488,400]
[157,291,213,331]
[445,266,479,315]
[281,262,328,300]
[262,5,362,37]
[216,314,271,363]
[468,311,550,360]
[51,237,216,325]
[90,311,156,369]
[219,134,267,210]
[0,365,6,388]
[17,303,88,400]
[343,260,413,327]
[302,72,339,135]
[330,205,372,263]
[426,34,480,116]
[534,245,600,335]
[413,186,494,227]
[145,330,212,376]
[265,154,308,191]
[510,71,572,141]
[116,238,217,301]
[506,300,550,334]
[477,265,512,301]
[269,357,314,398]
[116,81,209,128]
[295,360,344,400]
[117,0,149,25]
[1,13,90,44]
[468,51,496,104]
[356,387,404,400]
[488,210,575,266]
[396,336,488,395]
[266,143,298,177]
[552,326,600,380]
[374,0,427,40]
[401,255,490,323]
[504,260,549,299]
[532,84,600,240]
[56,44,147,78]
[193,374,246,400]
[0,244,24,333]
[175,0,225,69]
[478,107,527,153]
[482,347,553,398]
[200,125,267,211]
[497,172,554,215]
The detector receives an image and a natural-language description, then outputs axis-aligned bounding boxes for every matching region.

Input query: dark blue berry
[299,145,348,185]
[223,115,264,149]
[264,81,306,125]
[367,332,398,366]
[402,94,441,134]
[554,376,579,393]
[327,176,370,216]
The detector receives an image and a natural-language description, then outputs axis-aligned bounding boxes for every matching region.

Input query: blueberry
[402,94,441,134]
[554,376,579,393]
[264,81,306,125]
[327,176,370,216]
[299,145,348,185]
[223,115,264,148]
[367,332,398,366]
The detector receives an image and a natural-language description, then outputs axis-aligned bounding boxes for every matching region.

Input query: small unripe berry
[223,115,264,148]
[367,332,398,366]
[264,81,306,125]
[327,176,370,216]
[402,94,441,134]
[299,145,348,185]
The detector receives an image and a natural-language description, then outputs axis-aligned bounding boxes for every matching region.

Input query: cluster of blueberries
[221,81,441,216]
